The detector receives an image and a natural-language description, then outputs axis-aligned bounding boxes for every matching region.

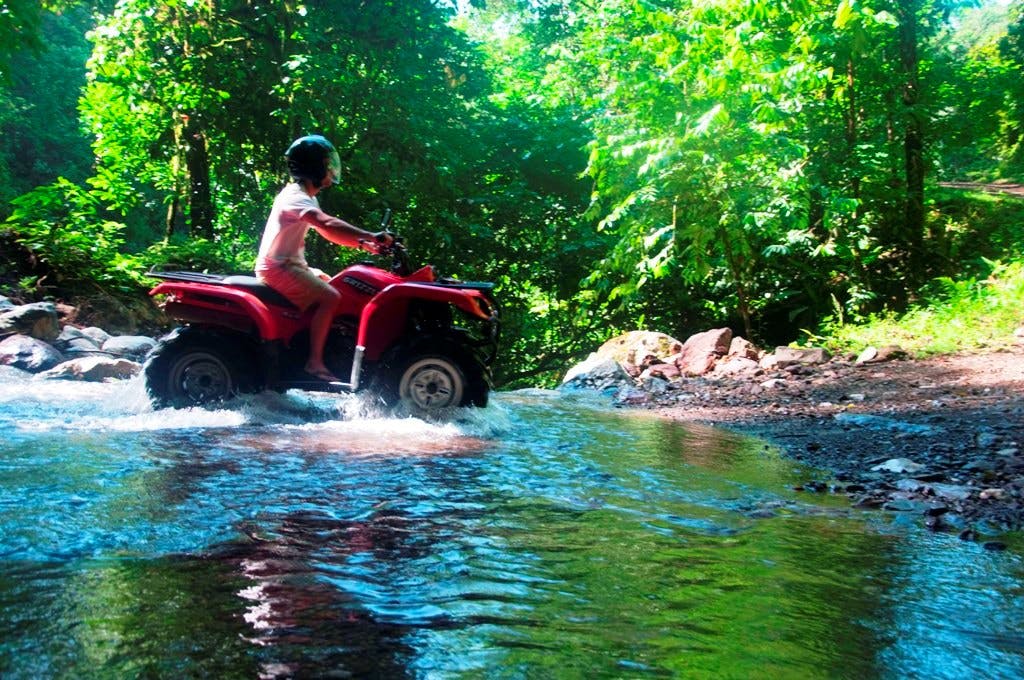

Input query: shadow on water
[0,377,1021,677]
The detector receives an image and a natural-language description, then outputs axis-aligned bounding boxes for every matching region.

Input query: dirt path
[644,346,1024,539]
[939,181,1024,198]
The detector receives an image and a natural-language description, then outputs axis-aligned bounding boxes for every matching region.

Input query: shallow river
[0,371,1021,678]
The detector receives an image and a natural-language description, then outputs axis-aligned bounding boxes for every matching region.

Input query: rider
[255,134,393,383]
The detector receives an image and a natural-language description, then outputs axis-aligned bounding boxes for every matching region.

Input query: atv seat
[221,276,299,309]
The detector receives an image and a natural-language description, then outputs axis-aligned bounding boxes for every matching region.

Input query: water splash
[0,371,512,441]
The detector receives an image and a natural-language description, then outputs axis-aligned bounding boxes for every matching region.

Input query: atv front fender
[356,282,495,361]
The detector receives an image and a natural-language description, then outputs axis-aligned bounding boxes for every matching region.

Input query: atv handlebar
[357,209,414,275]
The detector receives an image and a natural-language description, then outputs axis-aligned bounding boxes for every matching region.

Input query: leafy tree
[999,0,1024,173]
[0,4,95,209]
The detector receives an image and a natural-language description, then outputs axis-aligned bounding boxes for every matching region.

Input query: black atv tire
[144,329,255,408]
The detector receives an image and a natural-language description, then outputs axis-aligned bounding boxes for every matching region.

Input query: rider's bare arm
[303,209,390,253]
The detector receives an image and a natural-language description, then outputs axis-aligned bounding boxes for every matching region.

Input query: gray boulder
[53,326,104,356]
[38,356,141,382]
[773,346,831,368]
[82,326,112,345]
[0,334,64,372]
[562,354,633,392]
[102,335,156,360]
[0,302,60,342]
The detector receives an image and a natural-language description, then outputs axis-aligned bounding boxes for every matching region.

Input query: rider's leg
[305,285,342,380]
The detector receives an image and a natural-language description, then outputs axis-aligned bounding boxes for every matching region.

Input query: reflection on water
[0,377,1020,678]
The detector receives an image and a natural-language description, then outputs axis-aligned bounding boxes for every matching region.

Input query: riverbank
[640,346,1024,539]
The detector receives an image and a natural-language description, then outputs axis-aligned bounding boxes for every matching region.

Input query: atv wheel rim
[171,352,233,404]
[399,358,465,411]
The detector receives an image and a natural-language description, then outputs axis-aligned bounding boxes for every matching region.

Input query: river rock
[615,386,651,405]
[870,457,925,474]
[0,302,60,342]
[595,331,683,376]
[728,336,762,361]
[672,327,732,376]
[929,483,975,502]
[773,346,831,368]
[637,374,670,394]
[39,356,141,382]
[642,362,681,381]
[0,334,64,372]
[82,326,112,345]
[562,355,633,392]
[0,296,15,313]
[53,326,104,355]
[101,335,156,360]
[714,356,760,376]
[857,345,908,364]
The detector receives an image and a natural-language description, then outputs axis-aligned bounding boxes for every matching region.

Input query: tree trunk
[897,0,925,288]
[184,118,215,240]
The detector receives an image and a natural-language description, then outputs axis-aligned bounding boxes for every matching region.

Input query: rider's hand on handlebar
[360,231,395,255]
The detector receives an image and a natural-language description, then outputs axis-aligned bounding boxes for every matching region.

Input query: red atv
[143,215,499,416]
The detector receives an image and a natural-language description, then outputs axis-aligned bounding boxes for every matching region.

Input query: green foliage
[140,236,253,275]
[1,178,146,298]
[2,0,1023,386]
[814,259,1024,355]
[0,5,94,208]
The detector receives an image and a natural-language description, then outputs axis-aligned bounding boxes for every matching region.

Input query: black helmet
[285,135,341,186]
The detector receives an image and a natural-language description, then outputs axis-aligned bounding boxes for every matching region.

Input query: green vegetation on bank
[1,1,1022,388]
[811,259,1024,356]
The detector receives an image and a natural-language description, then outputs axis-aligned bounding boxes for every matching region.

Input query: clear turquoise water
[0,373,1021,678]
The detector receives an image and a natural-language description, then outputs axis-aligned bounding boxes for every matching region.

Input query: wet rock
[615,386,651,405]
[794,480,828,493]
[834,412,938,435]
[0,334,64,372]
[959,528,978,541]
[39,356,141,382]
[930,483,975,502]
[982,541,1008,551]
[53,326,105,356]
[81,326,112,345]
[562,355,633,392]
[0,302,60,342]
[895,478,925,492]
[883,499,926,512]
[975,429,1000,448]
[637,374,670,395]
[0,296,15,313]
[101,335,156,361]
[871,458,925,474]
[924,504,950,517]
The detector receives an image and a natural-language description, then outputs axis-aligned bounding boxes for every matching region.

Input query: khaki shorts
[255,257,332,311]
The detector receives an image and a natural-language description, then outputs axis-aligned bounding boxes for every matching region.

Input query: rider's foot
[305,364,341,383]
